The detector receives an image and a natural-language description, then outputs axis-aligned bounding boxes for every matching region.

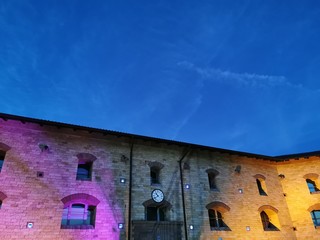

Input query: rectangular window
[76,162,92,180]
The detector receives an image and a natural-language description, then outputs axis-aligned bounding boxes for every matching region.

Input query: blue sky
[1,0,320,156]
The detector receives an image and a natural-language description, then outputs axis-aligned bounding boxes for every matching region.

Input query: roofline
[275,151,320,160]
[0,112,315,162]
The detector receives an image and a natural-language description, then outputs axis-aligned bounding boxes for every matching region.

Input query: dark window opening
[146,206,165,221]
[0,200,2,209]
[77,162,92,180]
[311,210,320,227]
[208,172,217,190]
[0,151,5,172]
[256,179,267,196]
[307,179,320,193]
[61,203,96,228]
[208,209,229,230]
[260,211,279,231]
[150,167,160,185]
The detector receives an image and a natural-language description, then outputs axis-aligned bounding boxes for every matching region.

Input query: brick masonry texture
[0,116,320,239]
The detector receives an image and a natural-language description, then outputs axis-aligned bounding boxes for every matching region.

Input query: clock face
[151,189,164,203]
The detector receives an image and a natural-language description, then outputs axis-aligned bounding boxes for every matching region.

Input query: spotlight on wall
[118,223,124,229]
[189,225,194,230]
[120,177,126,184]
[278,174,285,179]
[238,189,243,194]
[38,143,49,152]
[26,222,34,229]
[235,165,241,173]
[185,184,190,189]
[246,226,250,231]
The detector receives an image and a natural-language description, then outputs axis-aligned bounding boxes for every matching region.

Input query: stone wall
[0,116,320,239]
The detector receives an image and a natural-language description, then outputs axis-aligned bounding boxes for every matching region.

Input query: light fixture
[118,223,124,229]
[37,171,44,178]
[189,225,194,230]
[120,178,126,184]
[185,184,190,189]
[26,222,34,229]
[278,174,285,179]
[246,226,250,231]
[238,189,243,194]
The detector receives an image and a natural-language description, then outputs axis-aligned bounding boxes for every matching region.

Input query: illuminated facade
[0,113,320,240]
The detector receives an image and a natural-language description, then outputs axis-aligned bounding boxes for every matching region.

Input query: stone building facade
[0,113,320,240]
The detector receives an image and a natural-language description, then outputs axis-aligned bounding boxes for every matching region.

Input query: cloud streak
[178,61,302,89]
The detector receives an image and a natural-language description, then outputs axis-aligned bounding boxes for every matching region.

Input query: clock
[151,189,164,203]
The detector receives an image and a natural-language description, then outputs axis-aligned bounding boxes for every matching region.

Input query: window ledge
[264,228,279,231]
[151,183,162,187]
[315,226,320,229]
[310,191,320,195]
[76,178,92,181]
[210,188,220,192]
[210,227,231,231]
[61,225,94,229]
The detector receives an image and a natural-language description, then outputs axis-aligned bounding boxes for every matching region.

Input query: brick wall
[0,117,319,239]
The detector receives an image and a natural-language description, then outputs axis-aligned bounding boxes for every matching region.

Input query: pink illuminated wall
[0,118,128,240]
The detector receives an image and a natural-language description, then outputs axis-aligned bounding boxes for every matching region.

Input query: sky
[1,0,320,156]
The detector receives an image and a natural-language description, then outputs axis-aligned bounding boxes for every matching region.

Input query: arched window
[206,169,219,191]
[307,204,320,227]
[258,206,280,231]
[61,193,100,229]
[76,153,97,181]
[206,201,231,231]
[306,179,319,193]
[310,210,320,227]
[148,162,164,185]
[303,174,320,193]
[143,199,171,222]
[254,174,268,196]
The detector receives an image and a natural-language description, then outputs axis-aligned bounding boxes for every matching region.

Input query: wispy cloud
[178,61,302,89]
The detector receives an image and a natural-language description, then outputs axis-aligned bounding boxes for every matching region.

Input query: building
[0,112,320,240]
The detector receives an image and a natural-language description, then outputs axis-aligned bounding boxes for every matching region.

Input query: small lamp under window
[26,222,34,229]
[118,223,124,229]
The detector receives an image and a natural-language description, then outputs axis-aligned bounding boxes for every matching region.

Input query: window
[311,210,320,227]
[150,167,160,184]
[208,173,217,189]
[208,209,227,229]
[148,162,164,185]
[254,174,268,196]
[256,179,267,196]
[0,151,5,172]
[206,169,219,191]
[306,179,320,193]
[61,204,96,228]
[60,193,100,229]
[146,206,165,221]
[77,162,92,180]
[260,211,279,231]
[0,191,7,209]
[258,206,280,231]
[76,153,96,181]
[206,201,231,231]
[143,199,171,222]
